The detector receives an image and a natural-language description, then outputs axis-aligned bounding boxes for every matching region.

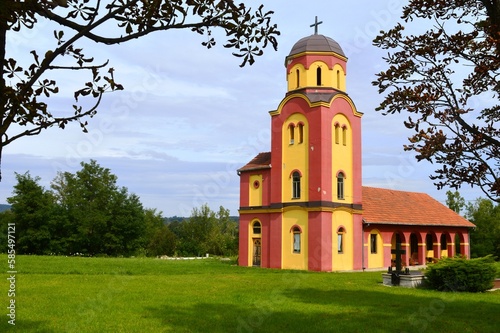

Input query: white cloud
[2,0,486,216]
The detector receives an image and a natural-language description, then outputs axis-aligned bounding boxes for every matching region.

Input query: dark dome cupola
[285,19,347,94]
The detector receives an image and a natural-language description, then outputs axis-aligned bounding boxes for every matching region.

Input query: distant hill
[163,216,239,224]
[0,204,11,212]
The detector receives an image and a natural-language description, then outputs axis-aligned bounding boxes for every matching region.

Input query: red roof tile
[362,186,475,227]
[238,152,271,172]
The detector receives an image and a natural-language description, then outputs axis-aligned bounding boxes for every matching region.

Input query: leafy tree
[141,208,177,256]
[177,204,237,256]
[148,224,178,257]
[0,209,15,253]
[6,172,56,254]
[373,0,500,202]
[445,190,466,214]
[466,197,500,258]
[0,0,279,179]
[51,159,144,255]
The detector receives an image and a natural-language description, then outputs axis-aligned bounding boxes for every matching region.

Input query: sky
[1,0,485,217]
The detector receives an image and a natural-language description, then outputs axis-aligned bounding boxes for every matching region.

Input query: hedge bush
[425,255,497,292]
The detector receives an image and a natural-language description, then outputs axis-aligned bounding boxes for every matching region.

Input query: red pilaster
[308,211,332,271]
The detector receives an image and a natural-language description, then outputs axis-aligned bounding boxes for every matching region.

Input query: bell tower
[238,20,364,271]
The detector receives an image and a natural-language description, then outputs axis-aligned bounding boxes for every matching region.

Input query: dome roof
[288,34,345,57]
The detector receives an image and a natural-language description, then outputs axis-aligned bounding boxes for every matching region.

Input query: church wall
[332,209,354,270]
[281,113,309,203]
[365,229,384,268]
[307,104,333,202]
[331,113,353,204]
[239,173,250,207]
[249,174,263,207]
[282,209,308,270]
[308,211,333,271]
[287,64,306,91]
[238,214,250,266]
[331,96,362,205]
[268,212,283,268]
[362,225,472,269]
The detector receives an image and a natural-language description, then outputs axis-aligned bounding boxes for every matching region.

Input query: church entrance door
[252,238,261,267]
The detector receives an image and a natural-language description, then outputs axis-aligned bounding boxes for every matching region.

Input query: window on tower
[336,70,340,89]
[298,123,304,144]
[342,126,347,146]
[252,221,261,234]
[334,124,340,144]
[296,69,300,88]
[289,123,295,144]
[316,67,322,86]
[292,226,301,254]
[337,172,345,200]
[292,171,301,199]
[337,227,345,253]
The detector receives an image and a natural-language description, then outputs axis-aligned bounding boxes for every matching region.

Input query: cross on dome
[310,16,323,35]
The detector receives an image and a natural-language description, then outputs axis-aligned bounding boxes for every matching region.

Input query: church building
[237,27,475,271]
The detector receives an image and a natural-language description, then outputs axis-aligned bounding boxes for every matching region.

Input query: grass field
[1,256,499,333]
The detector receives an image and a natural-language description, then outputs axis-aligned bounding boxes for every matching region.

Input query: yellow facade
[332,209,353,270]
[281,113,309,203]
[332,113,353,203]
[366,230,384,268]
[287,60,346,92]
[249,174,263,206]
[282,209,308,270]
[247,219,262,266]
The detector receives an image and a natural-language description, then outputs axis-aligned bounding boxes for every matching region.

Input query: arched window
[289,124,295,144]
[334,124,340,144]
[342,126,347,146]
[296,69,300,88]
[292,226,301,254]
[316,66,322,86]
[337,227,345,253]
[292,171,301,199]
[370,233,378,254]
[252,221,261,234]
[298,123,304,144]
[337,172,345,200]
[336,70,340,89]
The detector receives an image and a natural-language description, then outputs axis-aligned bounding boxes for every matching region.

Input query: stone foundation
[382,273,426,288]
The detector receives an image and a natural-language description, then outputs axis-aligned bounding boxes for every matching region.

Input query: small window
[292,171,301,199]
[370,234,377,254]
[316,67,322,86]
[337,228,345,253]
[334,124,340,144]
[298,123,304,144]
[289,124,295,144]
[293,227,301,254]
[337,172,345,200]
[296,69,300,88]
[336,70,340,89]
[253,221,261,234]
[342,126,347,146]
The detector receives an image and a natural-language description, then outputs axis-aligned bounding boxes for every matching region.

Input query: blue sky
[1,0,484,216]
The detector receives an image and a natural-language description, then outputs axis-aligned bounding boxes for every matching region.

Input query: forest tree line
[0,160,238,257]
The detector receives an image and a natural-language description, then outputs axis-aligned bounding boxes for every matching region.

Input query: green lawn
[2,256,499,333]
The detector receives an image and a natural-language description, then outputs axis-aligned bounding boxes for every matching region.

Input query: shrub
[425,255,496,292]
